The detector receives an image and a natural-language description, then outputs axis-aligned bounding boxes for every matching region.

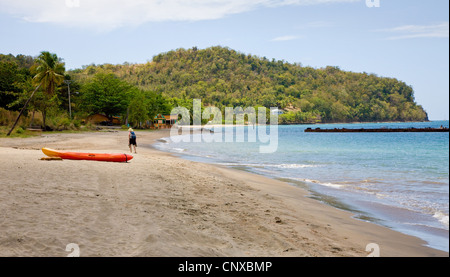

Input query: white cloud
[379,22,449,40]
[271,35,301,41]
[0,0,359,31]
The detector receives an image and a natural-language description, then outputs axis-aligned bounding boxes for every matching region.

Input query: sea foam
[434,212,449,228]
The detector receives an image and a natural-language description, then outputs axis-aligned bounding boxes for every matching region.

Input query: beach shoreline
[0,130,447,257]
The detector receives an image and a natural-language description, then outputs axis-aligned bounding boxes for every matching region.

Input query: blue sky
[0,0,448,119]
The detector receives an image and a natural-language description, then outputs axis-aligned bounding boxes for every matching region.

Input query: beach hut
[152,114,178,129]
[153,114,166,129]
[164,114,178,127]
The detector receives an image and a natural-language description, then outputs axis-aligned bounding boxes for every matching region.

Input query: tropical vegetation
[70,46,428,124]
[1,46,429,135]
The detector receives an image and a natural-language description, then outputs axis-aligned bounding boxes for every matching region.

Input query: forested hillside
[70,46,428,123]
[1,47,428,130]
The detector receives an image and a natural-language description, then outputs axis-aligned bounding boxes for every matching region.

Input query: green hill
[70,46,428,124]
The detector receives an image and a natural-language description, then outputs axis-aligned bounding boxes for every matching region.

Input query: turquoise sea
[154,121,449,252]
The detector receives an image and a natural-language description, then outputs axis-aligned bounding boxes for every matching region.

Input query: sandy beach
[0,130,447,257]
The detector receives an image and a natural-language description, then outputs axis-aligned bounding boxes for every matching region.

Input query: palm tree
[33,51,66,128]
[7,51,65,135]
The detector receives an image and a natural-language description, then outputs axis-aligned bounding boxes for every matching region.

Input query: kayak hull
[42,148,133,162]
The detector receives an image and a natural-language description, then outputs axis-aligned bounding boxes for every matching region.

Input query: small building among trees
[152,114,178,129]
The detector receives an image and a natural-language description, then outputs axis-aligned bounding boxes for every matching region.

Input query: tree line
[0,52,171,132]
[70,46,428,124]
[1,46,428,134]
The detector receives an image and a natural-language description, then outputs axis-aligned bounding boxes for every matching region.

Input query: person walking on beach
[128,128,137,154]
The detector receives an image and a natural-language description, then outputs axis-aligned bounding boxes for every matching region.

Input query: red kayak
[42,147,133,162]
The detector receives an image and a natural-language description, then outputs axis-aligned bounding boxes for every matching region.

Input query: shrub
[73,120,81,128]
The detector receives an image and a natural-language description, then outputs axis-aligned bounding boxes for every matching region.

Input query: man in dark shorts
[128,128,137,154]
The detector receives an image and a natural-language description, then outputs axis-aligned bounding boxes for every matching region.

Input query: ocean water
[154,121,449,253]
